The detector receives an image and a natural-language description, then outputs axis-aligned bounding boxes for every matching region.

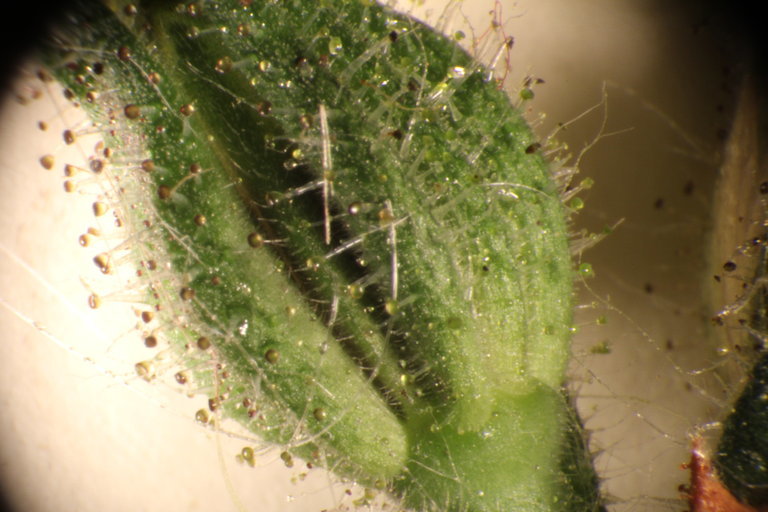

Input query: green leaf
[42,0,601,509]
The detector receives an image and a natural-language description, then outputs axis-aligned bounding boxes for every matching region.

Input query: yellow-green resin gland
[43,0,599,509]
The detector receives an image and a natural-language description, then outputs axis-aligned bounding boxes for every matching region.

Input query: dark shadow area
[0,1,73,92]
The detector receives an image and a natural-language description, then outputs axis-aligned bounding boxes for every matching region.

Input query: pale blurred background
[0,1,763,511]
